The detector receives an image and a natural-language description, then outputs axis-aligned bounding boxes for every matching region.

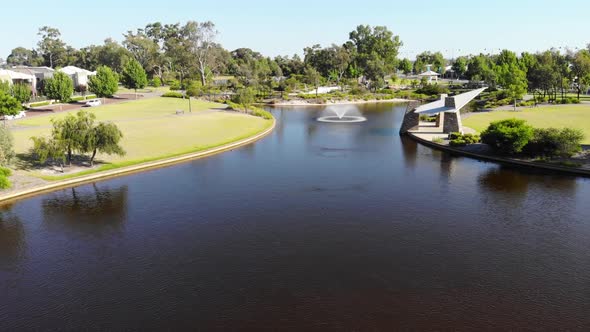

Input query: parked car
[3,111,26,121]
[85,99,102,107]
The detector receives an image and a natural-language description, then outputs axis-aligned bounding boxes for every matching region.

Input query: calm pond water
[1,103,590,330]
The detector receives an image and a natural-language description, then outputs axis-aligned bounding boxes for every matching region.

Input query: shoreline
[407,132,590,177]
[264,98,410,106]
[0,118,276,204]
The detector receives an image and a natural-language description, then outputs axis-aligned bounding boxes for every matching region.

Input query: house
[10,66,55,93]
[0,69,35,86]
[58,66,96,89]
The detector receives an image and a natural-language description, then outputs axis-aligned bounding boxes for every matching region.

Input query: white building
[58,66,96,88]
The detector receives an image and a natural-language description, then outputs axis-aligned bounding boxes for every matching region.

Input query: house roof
[418,70,440,76]
[415,88,487,115]
[59,66,94,75]
[0,69,35,81]
[11,66,55,75]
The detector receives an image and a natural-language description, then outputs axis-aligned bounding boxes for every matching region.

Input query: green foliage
[251,108,273,120]
[151,77,162,87]
[231,87,256,110]
[43,71,74,102]
[121,58,148,90]
[0,126,15,166]
[185,80,204,97]
[449,132,480,147]
[89,66,119,97]
[0,175,11,189]
[30,135,66,167]
[29,101,51,108]
[524,128,584,158]
[168,80,181,90]
[161,91,184,98]
[0,166,12,177]
[84,122,125,165]
[416,83,449,96]
[0,91,22,117]
[0,81,10,94]
[432,137,444,144]
[481,118,534,155]
[11,83,32,104]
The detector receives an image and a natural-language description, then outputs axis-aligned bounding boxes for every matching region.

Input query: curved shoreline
[0,119,276,204]
[407,132,590,177]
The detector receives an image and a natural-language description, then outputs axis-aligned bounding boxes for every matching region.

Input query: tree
[186,21,219,86]
[232,87,256,111]
[51,113,80,165]
[571,50,590,100]
[43,71,74,102]
[0,91,21,120]
[496,60,528,110]
[37,26,67,68]
[30,136,66,172]
[398,58,413,75]
[451,57,468,79]
[11,83,32,104]
[83,122,125,166]
[0,125,15,166]
[6,47,43,66]
[89,66,119,97]
[481,119,534,155]
[304,66,322,97]
[348,25,402,81]
[121,59,148,97]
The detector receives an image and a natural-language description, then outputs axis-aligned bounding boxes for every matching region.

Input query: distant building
[58,66,96,89]
[10,66,55,93]
[418,65,440,82]
[0,69,36,96]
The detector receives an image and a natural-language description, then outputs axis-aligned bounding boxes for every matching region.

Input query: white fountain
[317,107,367,123]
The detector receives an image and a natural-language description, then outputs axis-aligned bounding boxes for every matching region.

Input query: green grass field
[463,104,590,143]
[11,97,272,179]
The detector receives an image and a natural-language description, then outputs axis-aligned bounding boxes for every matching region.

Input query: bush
[0,166,12,177]
[251,108,273,120]
[168,80,181,90]
[416,83,449,96]
[85,95,97,99]
[88,66,119,98]
[481,118,534,155]
[0,126,15,166]
[448,132,480,147]
[161,91,184,98]
[11,83,32,103]
[450,138,467,147]
[151,77,162,87]
[70,96,85,102]
[29,101,51,108]
[0,175,11,190]
[523,127,584,158]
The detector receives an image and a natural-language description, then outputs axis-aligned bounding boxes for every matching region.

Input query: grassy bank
[10,97,272,181]
[463,104,590,144]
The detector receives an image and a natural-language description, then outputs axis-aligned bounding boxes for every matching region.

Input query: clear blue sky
[2,0,589,61]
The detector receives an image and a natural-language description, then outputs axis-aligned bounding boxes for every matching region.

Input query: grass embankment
[463,104,590,144]
[11,97,272,180]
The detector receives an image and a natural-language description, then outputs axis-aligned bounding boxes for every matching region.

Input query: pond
[1,103,589,330]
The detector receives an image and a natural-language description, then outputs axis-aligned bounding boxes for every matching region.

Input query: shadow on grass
[14,153,107,173]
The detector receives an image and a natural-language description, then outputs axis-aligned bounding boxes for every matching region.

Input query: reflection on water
[0,204,24,266]
[42,184,128,234]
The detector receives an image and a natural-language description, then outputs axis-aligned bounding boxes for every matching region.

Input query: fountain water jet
[317,107,367,123]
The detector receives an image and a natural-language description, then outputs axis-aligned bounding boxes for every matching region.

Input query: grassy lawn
[116,86,171,94]
[463,104,590,144]
[10,97,272,180]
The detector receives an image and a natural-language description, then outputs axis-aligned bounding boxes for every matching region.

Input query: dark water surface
[1,104,590,330]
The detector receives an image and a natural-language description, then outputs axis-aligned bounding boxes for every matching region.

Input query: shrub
[481,118,534,155]
[88,66,119,97]
[168,80,181,90]
[70,96,85,102]
[252,108,273,120]
[416,83,449,96]
[151,77,162,87]
[449,132,462,140]
[43,71,74,102]
[29,101,51,108]
[448,132,480,147]
[523,127,584,158]
[85,95,97,99]
[0,175,11,190]
[449,138,467,147]
[0,166,12,177]
[11,83,32,103]
[161,91,184,98]
[0,126,15,166]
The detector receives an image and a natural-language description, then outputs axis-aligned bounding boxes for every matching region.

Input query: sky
[2,0,589,61]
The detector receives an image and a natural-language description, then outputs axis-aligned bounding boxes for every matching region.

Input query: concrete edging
[0,119,276,204]
[407,132,590,177]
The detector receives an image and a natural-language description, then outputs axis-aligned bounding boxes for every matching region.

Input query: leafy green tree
[232,87,256,111]
[37,26,68,68]
[348,25,402,80]
[51,113,80,164]
[0,91,22,119]
[30,136,66,172]
[89,66,119,97]
[398,58,413,75]
[304,66,322,97]
[43,71,74,102]
[83,122,125,166]
[6,47,43,66]
[0,126,15,166]
[451,57,468,78]
[571,49,590,100]
[496,60,528,110]
[11,83,32,104]
[121,58,148,94]
[481,119,534,155]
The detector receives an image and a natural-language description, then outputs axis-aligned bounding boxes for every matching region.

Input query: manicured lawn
[10,97,272,179]
[116,86,171,94]
[463,104,590,143]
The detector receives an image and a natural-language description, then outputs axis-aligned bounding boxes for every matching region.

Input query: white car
[85,99,102,107]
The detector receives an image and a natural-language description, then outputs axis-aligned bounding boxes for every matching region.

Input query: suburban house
[10,66,55,93]
[0,69,35,86]
[58,66,96,89]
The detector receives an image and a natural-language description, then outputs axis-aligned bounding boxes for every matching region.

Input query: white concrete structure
[0,69,35,85]
[58,66,96,88]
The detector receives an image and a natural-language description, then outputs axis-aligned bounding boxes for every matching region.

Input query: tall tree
[6,47,43,66]
[398,58,413,75]
[304,66,322,97]
[348,25,402,82]
[571,50,590,100]
[451,57,468,78]
[88,66,119,97]
[37,26,67,68]
[121,59,148,96]
[186,21,219,86]
[43,71,74,103]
